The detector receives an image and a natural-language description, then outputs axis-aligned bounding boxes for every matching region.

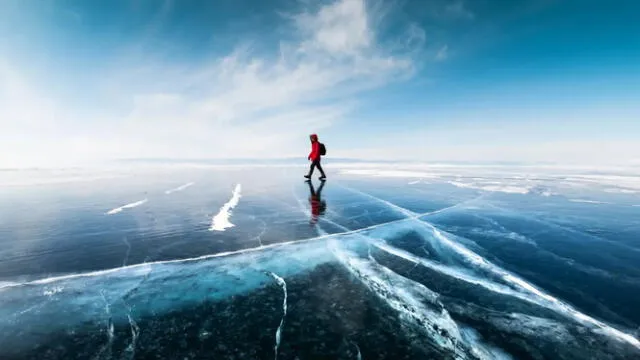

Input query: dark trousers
[308,159,326,177]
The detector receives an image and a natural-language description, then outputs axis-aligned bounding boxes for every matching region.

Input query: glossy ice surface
[1,164,640,359]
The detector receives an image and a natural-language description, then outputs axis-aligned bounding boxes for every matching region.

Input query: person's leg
[306,161,316,177]
[316,159,326,178]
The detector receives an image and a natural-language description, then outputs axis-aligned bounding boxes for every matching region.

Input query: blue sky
[1,0,639,167]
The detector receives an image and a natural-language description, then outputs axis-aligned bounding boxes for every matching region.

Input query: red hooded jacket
[308,134,320,161]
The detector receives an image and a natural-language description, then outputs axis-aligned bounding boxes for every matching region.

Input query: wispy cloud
[0,61,78,167]
[0,0,422,168]
[435,44,449,61]
[445,1,475,20]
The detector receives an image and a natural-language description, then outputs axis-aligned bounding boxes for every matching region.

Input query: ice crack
[353,342,362,360]
[122,236,131,267]
[268,272,287,360]
[342,187,640,350]
[125,307,140,360]
[93,291,115,360]
[250,216,267,247]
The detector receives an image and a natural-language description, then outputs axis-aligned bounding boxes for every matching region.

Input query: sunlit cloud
[0,0,422,168]
[1,0,638,168]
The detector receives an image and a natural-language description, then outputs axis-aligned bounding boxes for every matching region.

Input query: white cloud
[0,0,421,168]
[295,0,372,55]
[445,1,475,20]
[436,44,449,61]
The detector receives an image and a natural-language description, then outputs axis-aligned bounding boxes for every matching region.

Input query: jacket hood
[310,134,318,141]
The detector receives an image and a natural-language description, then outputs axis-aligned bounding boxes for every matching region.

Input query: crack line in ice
[250,216,267,247]
[0,215,438,291]
[405,260,420,277]
[522,212,640,255]
[106,199,148,215]
[336,184,417,217]
[295,197,510,359]
[93,290,115,360]
[122,236,131,267]
[210,184,242,231]
[295,196,464,355]
[338,184,486,220]
[372,241,560,312]
[165,182,195,194]
[292,202,505,358]
[420,195,488,218]
[460,326,514,360]
[426,224,640,348]
[124,304,140,360]
[268,272,287,360]
[16,303,41,316]
[328,239,466,356]
[291,185,313,219]
[3,186,635,351]
[341,187,640,350]
[353,342,362,360]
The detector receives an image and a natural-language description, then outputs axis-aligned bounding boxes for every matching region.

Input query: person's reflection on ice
[306,180,326,225]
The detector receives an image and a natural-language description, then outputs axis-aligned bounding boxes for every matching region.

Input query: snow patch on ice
[106,199,148,215]
[0,281,18,288]
[603,188,637,194]
[210,184,242,231]
[568,199,610,204]
[43,286,63,297]
[165,182,194,194]
[341,169,439,179]
[566,175,640,191]
[448,181,530,194]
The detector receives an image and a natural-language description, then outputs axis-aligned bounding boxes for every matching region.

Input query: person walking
[305,134,326,180]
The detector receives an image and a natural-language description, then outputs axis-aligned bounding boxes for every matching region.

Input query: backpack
[319,143,327,156]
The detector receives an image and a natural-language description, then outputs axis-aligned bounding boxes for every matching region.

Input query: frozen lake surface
[1,164,640,359]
